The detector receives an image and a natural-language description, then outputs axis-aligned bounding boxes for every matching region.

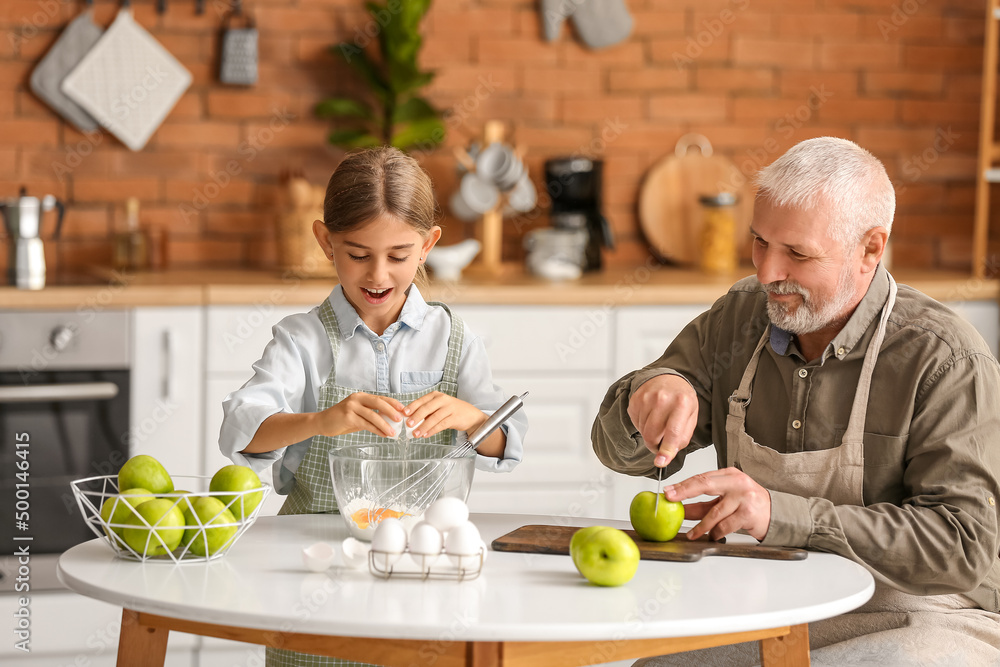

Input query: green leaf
[390,117,445,152]
[392,97,439,124]
[328,129,382,149]
[331,44,390,103]
[315,98,375,120]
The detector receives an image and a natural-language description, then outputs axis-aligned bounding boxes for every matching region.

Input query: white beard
[764,266,855,334]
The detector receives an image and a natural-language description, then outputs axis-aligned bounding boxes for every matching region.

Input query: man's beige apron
[636,275,1000,667]
[266,299,463,667]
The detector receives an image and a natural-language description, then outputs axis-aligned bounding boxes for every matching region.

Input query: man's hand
[627,374,699,467]
[664,467,771,541]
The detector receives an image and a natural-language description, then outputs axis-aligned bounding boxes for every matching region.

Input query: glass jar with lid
[699,192,739,275]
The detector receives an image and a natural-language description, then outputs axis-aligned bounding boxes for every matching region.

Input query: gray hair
[754,137,895,245]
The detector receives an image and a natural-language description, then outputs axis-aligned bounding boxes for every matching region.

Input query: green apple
[209,465,262,520]
[118,455,174,495]
[569,525,606,571]
[569,526,640,587]
[629,491,685,542]
[122,498,186,556]
[99,488,154,539]
[181,497,238,557]
[167,490,199,515]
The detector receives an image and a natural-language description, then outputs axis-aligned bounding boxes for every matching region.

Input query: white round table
[58,513,874,666]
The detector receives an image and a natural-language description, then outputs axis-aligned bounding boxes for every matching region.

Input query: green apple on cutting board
[629,491,684,542]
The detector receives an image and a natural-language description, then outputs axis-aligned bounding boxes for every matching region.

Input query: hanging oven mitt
[541,0,633,50]
[60,4,192,152]
[29,3,103,132]
[219,0,258,86]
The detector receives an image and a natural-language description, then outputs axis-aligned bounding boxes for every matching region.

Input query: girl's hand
[403,392,486,439]
[318,392,405,438]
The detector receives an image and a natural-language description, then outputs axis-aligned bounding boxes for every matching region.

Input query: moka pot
[1,189,65,290]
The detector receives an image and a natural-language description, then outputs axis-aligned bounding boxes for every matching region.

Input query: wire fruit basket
[71,474,270,563]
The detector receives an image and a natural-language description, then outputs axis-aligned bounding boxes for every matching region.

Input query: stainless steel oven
[0,310,130,591]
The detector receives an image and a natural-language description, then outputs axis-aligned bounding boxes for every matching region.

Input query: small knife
[655,465,663,514]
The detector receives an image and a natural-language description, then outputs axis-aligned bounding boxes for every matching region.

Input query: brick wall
[0,0,993,277]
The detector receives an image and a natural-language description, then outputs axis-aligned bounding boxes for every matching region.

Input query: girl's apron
[637,274,1000,666]
[266,299,463,667]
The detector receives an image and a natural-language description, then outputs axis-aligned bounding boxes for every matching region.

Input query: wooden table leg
[117,609,169,667]
[760,623,810,667]
[468,641,502,666]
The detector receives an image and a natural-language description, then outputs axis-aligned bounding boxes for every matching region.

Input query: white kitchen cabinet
[455,305,616,516]
[130,307,205,477]
[204,304,307,517]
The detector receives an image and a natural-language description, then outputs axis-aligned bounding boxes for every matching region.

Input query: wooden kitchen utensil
[638,134,753,266]
[491,524,808,562]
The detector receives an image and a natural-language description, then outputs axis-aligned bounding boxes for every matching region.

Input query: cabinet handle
[0,382,119,403]
[162,329,173,401]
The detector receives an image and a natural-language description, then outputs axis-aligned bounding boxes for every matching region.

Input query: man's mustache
[765,280,809,297]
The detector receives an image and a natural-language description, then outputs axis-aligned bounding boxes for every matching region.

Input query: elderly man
[592,137,1000,665]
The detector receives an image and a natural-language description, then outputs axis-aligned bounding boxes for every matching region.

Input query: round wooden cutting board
[639,134,754,265]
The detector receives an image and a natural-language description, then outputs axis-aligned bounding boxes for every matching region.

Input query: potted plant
[316,0,445,153]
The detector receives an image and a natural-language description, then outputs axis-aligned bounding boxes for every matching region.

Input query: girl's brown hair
[322,146,437,236]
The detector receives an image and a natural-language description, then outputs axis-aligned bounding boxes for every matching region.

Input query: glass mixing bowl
[329,443,476,541]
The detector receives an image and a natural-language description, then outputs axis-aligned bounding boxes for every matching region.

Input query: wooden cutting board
[491,525,808,562]
[638,133,754,266]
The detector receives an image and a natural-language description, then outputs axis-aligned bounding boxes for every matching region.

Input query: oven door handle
[0,382,120,403]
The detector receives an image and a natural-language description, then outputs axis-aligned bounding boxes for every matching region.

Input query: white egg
[425,497,469,533]
[371,517,407,554]
[340,537,370,570]
[444,521,482,556]
[302,542,337,572]
[408,521,443,555]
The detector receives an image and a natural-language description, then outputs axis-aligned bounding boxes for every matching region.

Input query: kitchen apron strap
[841,274,898,445]
[425,301,464,391]
[725,325,771,468]
[316,297,342,385]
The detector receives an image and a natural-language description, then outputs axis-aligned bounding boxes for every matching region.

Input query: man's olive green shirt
[593,265,1000,612]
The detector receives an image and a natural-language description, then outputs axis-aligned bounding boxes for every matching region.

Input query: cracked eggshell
[340,537,370,570]
[302,542,338,572]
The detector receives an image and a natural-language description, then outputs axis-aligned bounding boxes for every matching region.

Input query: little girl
[219,147,526,667]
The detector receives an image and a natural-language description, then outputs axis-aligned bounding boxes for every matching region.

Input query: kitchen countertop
[0,264,997,309]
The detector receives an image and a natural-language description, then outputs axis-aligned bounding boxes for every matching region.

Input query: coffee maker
[544,157,613,272]
[1,188,65,290]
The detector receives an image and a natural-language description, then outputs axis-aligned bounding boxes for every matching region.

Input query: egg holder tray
[71,474,271,564]
[368,546,485,581]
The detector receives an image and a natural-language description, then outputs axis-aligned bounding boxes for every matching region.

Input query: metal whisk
[367,392,528,523]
